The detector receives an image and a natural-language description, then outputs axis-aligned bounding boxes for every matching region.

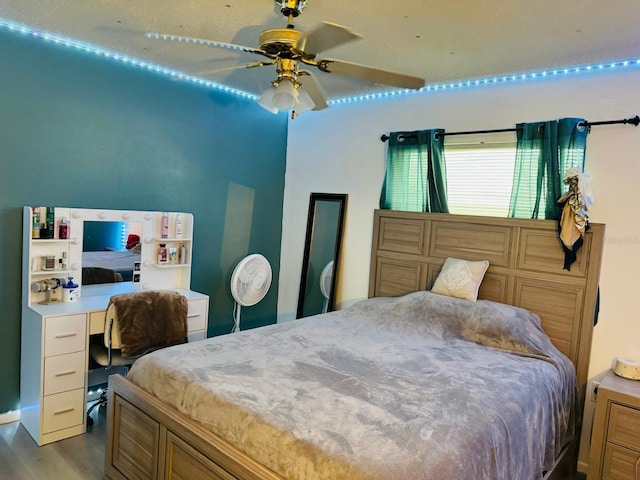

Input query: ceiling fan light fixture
[293,86,315,116]
[258,86,279,114]
[272,78,298,110]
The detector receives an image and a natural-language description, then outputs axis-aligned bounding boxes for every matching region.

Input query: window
[444,138,516,217]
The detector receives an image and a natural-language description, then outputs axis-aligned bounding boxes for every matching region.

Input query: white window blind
[444,138,516,217]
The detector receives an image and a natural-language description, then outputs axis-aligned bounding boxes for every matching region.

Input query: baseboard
[0,410,20,425]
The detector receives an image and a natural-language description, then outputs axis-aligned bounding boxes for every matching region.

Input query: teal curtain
[509,118,588,219]
[380,129,449,212]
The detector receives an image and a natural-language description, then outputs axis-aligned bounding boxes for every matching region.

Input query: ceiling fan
[146,0,425,117]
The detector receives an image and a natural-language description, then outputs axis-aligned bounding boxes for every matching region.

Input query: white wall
[280,68,640,380]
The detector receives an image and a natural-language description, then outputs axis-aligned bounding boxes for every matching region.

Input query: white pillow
[431,257,489,302]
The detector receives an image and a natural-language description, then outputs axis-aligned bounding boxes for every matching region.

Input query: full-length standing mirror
[297,193,347,318]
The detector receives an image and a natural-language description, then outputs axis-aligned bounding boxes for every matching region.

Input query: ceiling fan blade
[299,22,361,57]
[145,32,271,58]
[297,72,328,111]
[317,58,425,90]
[197,61,275,77]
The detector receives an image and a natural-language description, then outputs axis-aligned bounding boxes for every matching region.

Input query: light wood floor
[0,406,587,480]
[0,407,107,480]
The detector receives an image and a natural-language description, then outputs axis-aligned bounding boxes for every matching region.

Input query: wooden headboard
[369,209,605,399]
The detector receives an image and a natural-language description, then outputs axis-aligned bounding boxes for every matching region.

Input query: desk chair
[86,301,134,424]
[86,290,188,426]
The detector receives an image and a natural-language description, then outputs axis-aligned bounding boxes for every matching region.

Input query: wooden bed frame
[104,210,605,480]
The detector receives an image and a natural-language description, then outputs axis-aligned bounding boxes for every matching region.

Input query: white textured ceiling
[2,0,640,102]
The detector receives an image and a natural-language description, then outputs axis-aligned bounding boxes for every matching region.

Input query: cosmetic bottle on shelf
[31,207,40,239]
[46,208,55,239]
[161,212,169,239]
[174,213,183,239]
[157,243,168,264]
[58,217,69,239]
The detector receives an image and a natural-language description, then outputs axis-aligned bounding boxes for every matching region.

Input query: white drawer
[44,351,86,396]
[44,314,87,356]
[187,299,207,333]
[42,388,85,434]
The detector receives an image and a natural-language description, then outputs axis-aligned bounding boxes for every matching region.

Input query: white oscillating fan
[319,260,334,314]
[230,254,272,333]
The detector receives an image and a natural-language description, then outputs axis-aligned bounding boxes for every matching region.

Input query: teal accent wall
[0,29,288,413]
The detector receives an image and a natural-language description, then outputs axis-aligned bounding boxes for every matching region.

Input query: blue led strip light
[0,18,258,101]
[329,59,640,106]
[2,18,638,107]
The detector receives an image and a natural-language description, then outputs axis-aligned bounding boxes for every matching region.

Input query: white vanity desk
[20,207,209,446]
[28,283,208,341]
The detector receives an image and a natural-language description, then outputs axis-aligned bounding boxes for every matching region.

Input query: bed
[104,210,605,480]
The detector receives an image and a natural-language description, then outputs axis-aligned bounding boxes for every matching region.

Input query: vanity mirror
[82,220,142,284]
[296,193,347,319]
[22,207,194,305]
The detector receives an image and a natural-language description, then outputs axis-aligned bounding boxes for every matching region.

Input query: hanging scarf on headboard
[557,167,593,270]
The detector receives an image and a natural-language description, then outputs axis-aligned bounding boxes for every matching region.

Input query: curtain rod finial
[380,134,390,142]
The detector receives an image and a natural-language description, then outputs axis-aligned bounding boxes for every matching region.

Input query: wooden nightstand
[587,369,640,480]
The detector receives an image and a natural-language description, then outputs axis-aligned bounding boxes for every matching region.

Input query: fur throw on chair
[108,291,188,358]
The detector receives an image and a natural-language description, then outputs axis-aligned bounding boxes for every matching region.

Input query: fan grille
[319,260,334,299]
[231,254,272,307]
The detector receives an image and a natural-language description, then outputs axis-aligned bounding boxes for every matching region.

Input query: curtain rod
[379,115,640,142]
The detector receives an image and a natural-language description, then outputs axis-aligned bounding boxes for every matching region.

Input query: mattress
[127,291,577,480]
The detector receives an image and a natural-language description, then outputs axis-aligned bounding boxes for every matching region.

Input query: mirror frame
[296,193,347,318]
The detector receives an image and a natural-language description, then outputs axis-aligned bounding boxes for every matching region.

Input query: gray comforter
[128,291,577,480]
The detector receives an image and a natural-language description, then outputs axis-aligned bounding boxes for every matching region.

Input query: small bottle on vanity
[58,217,69,239]
[39,207,48,239]
[161,212,169,239]
[41,255,55,271]
[46,208,55,239]
[31,207,40,239]
[168,247,177,263]
[157,243,168,264]
[174,213,183,239]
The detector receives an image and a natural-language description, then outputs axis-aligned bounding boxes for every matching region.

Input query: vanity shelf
[31,239,73,244]
[152,237,191,243]
[31,270,72,276]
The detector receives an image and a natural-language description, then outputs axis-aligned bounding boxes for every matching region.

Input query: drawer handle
[53,407,75,415]
[55,332,78,339]
[187,313,200,318]
[55,369,76,377]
